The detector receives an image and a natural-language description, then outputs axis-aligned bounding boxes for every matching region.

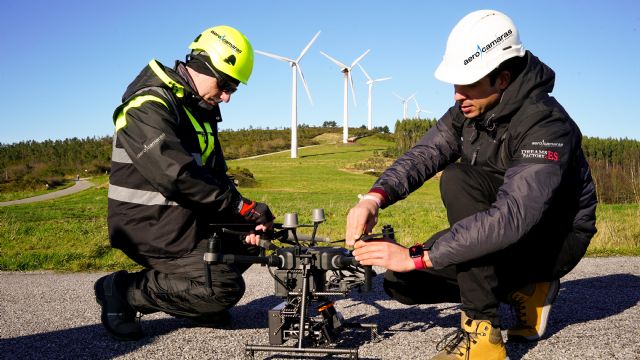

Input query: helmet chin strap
[498,90,506,103]
[196,97,215,110]
[179,62,220,111]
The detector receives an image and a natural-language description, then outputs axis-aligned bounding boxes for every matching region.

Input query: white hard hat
[435,10,525,85]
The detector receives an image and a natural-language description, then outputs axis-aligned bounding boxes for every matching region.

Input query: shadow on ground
[0,317,187,360]
[2,273,637,359]
[241,272,640,359]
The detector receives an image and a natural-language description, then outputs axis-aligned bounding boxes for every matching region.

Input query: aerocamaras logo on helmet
[210,29,243,54]
[463,28,513,66]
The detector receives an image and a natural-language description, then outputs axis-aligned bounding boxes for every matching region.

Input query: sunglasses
[204,61,238,95]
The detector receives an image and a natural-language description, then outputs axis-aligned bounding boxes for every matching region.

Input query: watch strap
[409,244,426,270]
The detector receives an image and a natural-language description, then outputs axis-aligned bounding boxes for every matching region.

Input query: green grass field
[0,136,638,271]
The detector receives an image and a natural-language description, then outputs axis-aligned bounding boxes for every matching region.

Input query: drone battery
[268,301,287,345]
[274,270,290,296]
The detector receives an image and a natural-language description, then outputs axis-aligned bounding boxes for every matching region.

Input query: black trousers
[120,231,259,321]
[383,163,590,326]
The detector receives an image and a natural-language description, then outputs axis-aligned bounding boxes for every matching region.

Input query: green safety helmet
[189,25,254,84]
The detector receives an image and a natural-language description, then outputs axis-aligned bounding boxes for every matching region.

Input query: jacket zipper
[470,113,496,166]
[471,147,480,165]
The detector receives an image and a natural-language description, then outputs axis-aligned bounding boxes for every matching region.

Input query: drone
[204,208,391,359]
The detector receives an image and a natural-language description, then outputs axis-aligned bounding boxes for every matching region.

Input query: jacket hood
[113,60,217,123]
[121,60,198,101]
[486,51,556,121]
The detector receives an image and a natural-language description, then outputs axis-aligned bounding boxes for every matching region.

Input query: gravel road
[1,257,638,360]
[0,180,94,207]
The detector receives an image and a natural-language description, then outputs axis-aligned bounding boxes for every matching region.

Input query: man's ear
[497,70,511,91]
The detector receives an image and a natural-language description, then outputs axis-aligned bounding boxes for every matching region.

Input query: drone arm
[220,253,283,267]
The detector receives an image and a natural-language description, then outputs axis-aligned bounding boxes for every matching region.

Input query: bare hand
[351,239,416,272]
[345,199,379,247]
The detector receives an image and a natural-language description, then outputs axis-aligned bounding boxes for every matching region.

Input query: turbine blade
[350,49,370,68]
[407,93,416,101]
[255,50,294,63]
[392,92,404,101]
[413,98,421,116]
[320,51,347,69]
[296,31,321,63]
[348,71,357,106]
[297,65,313,105]
[374,76,392,82]
[357,63,372,81]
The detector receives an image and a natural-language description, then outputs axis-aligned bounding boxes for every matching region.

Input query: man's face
[199,76,234,105]
[453,72,508,119]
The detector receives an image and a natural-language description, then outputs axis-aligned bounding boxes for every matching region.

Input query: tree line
[1,122,637,204]
[392,118,640,204]
[0,126,380,192]
[0,137,112,191]
[582,136,640,203]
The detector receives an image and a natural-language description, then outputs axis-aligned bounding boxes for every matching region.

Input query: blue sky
[1,0,639,144]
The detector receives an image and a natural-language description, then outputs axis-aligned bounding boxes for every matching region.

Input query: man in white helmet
[345,9,597,359]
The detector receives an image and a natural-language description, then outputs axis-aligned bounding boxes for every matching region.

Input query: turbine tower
[393,92,416,119]
[320,49,370,143]
[255,31,320,158]
[358,64,391,130]
[413,97,432,119]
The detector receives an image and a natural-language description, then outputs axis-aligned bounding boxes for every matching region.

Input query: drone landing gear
[245,308,379,360]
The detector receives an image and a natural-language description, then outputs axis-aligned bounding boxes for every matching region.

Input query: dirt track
[0,179,94,207]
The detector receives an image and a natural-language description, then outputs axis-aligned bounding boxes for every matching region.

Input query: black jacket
[108,60,241,258]
[372,51,597,269]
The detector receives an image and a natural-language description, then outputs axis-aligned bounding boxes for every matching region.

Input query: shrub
[227,166,257,188]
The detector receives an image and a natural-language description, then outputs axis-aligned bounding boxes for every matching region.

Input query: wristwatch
[409,244,426,270]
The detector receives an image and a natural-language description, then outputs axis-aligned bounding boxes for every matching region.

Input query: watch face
[409,245,424,258]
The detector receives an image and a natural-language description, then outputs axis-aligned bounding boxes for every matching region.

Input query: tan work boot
[431,312,508,360]
[507,279,560,341]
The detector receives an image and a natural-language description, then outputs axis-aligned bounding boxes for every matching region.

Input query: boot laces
[436,327,479,359]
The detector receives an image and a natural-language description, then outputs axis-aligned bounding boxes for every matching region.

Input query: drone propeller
[329,226,397,244]
[358,233,386,241]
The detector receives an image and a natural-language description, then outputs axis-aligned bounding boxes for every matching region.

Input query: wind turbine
[320,49,370,143]
[413,97,433,119]
[255,31,320,158]
[393,92,416,119]
[358,64,391,130]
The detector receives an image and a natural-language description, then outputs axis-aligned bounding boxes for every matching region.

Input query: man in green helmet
[95,26,274,341]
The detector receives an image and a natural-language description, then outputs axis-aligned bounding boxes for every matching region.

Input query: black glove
[238,197,275,225]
